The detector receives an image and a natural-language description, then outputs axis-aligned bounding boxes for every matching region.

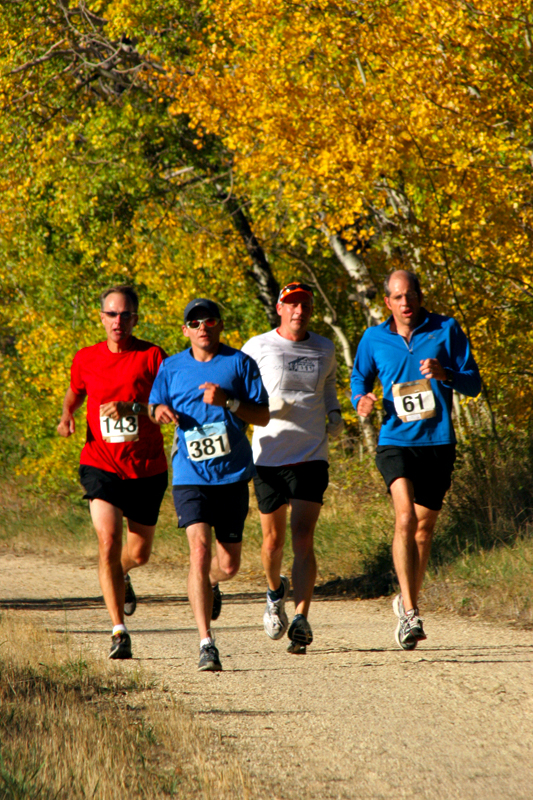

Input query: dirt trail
[2,552,533,800]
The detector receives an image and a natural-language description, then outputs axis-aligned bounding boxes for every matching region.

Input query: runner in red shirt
[57,286,168,659]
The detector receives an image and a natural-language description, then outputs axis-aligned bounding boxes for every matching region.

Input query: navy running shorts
[375,444,456,511]
[253,460,329,514]
[172,480,249,543]
[79,466,168,526]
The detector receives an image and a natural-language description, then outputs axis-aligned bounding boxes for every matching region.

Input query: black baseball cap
[183,298,222,323]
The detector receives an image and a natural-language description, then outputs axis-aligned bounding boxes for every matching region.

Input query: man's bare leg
[290,499,321,617]
[121,521,156,574]
[186,522,213,640]
[210,540,242,585]
[390,478,439,611]
[260,504,288,592]
[89,499,125,626]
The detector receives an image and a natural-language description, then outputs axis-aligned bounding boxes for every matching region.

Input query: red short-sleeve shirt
[70,337,167,479]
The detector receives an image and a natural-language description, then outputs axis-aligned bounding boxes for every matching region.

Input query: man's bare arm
[57,387,87,437]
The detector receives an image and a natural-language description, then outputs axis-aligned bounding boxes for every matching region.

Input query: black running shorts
[253,460,329,515]
[375,444,456,511]
[172,480,249,543]
[79,466,168,526]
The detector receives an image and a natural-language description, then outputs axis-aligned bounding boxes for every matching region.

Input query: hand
[154,404,180,425]
[326,410,344,438]
[357,393,377,418]
[57,414,75,437]
[99,401,128,420]
[268,395,294,418]
[419,358,447,381]
[199,382,227,407]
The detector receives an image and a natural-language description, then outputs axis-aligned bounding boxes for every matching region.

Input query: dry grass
[0,614,259,799]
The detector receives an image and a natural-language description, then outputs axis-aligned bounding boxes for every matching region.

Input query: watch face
[132,402,141,413]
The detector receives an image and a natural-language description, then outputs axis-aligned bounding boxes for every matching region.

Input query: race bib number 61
[185,422,231,462]
[392,379,436,423]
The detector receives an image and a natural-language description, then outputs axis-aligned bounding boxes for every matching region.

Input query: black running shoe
[288,614,313,647]
[109,631,132,660]
[211,583,222,621]
[198,642,222,672]
[124,575,137,617]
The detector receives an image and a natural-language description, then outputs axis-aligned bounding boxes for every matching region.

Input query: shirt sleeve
[239,353,269,405]
[350,331,377,408]
[444,320,482,398]
[148,361,169,406]
[69,351,87,396]
[324,348,340,414]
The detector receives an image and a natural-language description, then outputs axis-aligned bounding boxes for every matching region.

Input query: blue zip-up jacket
[350,309,481,446]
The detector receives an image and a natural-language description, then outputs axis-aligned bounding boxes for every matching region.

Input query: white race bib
[100,415,139,443]
[392,379,436,423]
[185,422,231,462]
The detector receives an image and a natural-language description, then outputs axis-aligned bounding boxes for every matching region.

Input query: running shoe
[198,642,222,672]
[109,631,132,660]
[211,583,222,621]
[287,613,313,655]
[263,575,290,640]
[395,609,427,651]
[124,574,137,617]
[392,593,406,620]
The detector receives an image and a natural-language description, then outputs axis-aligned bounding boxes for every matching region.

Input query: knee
[218,558,240,580]
[98,533,121,564]
[189,543,211,571]
[415,524,434,547]
[262,532,284,559]
[130,550,150,568]
[396,510,417,536]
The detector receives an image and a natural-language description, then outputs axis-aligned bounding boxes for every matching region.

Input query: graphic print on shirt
[279,354,320,392]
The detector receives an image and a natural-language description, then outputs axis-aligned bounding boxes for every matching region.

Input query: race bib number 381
[185,422,231,462]
[392,379,436,423]
[100,415,139,443]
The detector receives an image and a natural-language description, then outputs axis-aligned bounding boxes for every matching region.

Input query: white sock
[113,624,127,635]
[200,636,214,648]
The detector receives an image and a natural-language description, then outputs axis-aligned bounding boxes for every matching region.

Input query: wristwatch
[150,404,159,419]
[131,401,142,414]
[225,397,241,413]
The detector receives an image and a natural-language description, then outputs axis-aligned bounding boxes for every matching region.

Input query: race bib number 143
[100,415,139,443]
[392,379,436,423]
[185,422,231,462]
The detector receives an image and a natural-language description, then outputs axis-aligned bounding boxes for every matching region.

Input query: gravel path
[2,552,533,799]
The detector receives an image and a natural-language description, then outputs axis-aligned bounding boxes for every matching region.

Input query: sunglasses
[102,311,136,320]
[185,317,221,329]
[278,282,314,301]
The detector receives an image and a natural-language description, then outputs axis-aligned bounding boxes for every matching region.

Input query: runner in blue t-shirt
[149,298,269,672]
[351,270,481,650]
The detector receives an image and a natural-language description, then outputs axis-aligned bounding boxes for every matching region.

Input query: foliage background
[1,0,532,492]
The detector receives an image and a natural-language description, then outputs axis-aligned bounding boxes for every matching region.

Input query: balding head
[384,270,421,300]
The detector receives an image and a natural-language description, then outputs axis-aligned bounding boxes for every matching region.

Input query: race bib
[100,415,139,443]
[184,422,231,462]
[392,379,436,423]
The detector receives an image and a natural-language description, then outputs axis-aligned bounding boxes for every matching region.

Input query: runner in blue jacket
[351,270,481,650]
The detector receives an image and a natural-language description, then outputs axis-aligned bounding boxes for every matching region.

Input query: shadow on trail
[0,577,395,611]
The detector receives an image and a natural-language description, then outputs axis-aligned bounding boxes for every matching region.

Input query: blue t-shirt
[149,344,268,485]
[350,310,481,446]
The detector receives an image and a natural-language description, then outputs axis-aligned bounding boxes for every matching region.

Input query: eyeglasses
[185,317,221,329]
[102,311,136,320]
[278,282,314,302]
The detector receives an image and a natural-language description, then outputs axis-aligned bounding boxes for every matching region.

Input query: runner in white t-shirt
[242,282,343,653]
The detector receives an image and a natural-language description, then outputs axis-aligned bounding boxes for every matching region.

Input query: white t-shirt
[241,329,340,466]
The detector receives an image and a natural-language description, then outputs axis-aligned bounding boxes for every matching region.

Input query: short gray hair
[100,285,139,313]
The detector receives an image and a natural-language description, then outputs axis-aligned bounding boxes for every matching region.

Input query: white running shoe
[263,575,290,640]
